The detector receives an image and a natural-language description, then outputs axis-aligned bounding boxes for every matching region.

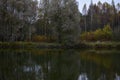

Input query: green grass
[0,41,120,50]
[0,42,62,49]
[82,41,120,49]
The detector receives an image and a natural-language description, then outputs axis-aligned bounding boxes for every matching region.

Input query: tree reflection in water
[115,74,120,80]
[78,73,88,80]
[0,50,120,80]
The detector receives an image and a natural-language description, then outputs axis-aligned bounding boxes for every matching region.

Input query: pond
[0,49,120,80]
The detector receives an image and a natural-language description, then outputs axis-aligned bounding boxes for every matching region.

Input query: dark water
[0,50,120,80]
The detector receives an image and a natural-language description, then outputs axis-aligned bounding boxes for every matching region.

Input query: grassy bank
[0,42,62,49]
[0,41,120,50]
[82,41,120,50]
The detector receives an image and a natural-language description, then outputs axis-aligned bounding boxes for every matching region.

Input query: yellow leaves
[80,31,95,41]
[80,24,113,41]
[94,28,103,40]
[32,35,57,42]
[102,24,113,40]
[32,35,48,42]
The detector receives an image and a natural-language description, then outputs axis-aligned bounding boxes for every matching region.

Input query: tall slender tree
[82,4,87,32]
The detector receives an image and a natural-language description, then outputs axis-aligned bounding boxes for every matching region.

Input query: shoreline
[0,42,120,50]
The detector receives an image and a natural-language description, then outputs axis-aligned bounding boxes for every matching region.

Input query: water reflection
[78,73,88,80]
[115,74,120,80]
[98,74,106,80]
[0,50,120,80]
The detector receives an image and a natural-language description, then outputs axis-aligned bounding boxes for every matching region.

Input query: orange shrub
[32,35,48,42]
[32,35,57,42]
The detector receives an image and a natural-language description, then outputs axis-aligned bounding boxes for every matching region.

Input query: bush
[102,24,113,40]
[81,32,95,41]
[32,35,48,42]
[94,28,104,40]
[32,35,57,42]
[80,24,113,41]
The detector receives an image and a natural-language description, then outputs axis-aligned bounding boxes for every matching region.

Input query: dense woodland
[80,0,120,41]
[0,0,120,44]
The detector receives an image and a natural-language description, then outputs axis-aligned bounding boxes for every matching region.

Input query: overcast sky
[76,0,120,12]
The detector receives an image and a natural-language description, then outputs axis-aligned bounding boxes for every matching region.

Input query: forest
[0,0,120,45]
[1,1,120,80]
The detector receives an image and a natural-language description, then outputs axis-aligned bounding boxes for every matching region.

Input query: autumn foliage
[80,25,113,41]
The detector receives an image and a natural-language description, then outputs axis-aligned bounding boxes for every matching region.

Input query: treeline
[80,0,120,41]
[0,0,120,44]
[0,0,80,44]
